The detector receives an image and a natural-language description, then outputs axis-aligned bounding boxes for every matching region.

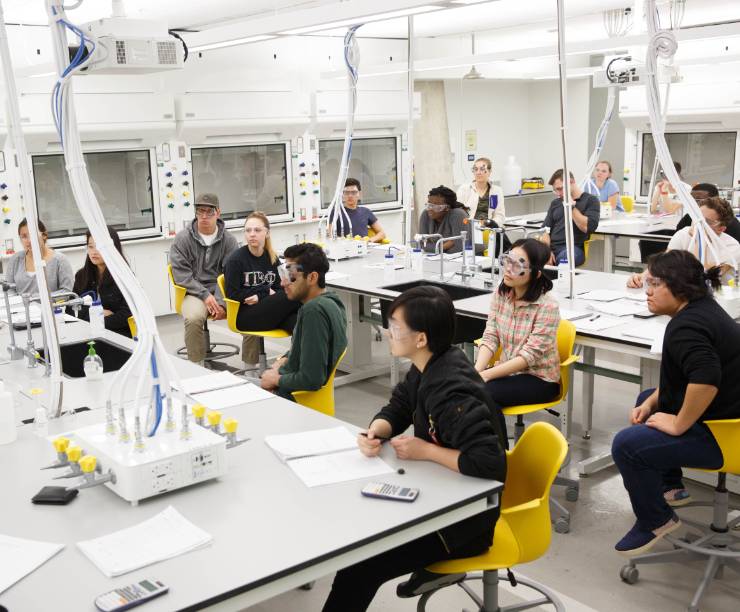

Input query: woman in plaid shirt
[474,239,561,429]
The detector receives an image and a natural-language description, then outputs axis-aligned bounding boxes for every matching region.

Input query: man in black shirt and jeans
[539,169,600,266]
[611,250,740,557]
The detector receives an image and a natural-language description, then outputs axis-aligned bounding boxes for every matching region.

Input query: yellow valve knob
[192,403,206,418]
[223,418,238,434]
[182,191,190,197]
[2,207,9,213]
[166,192,174,199]
[53,437,70,453]
[66,446,82,463]
[354,235,361,240]
[30,387,43,397]
[79,455,97,473]
[206,411,222,426]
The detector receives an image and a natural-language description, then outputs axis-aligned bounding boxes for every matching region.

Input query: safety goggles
[472,165,489,173]
[643,275,665,290]
[386,321,414,341]
[499,253,531,276]
[277,262,304,283]
[342,189,360,196]
[195,206,217,217]
[426,202,449,213]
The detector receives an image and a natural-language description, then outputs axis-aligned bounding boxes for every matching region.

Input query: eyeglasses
[643,275,665,290]
[499,253,530,276]
[386,321,414,341]
[245,226,266,234]
[195,207,217,217]
[426,202,449,212]
[342,189,360,196]
[703,217,722,228]
[278,262,304,283]
[472,165,489,173]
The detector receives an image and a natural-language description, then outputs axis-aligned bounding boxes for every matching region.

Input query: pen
[589,314,601,321]
[360,432,391,442]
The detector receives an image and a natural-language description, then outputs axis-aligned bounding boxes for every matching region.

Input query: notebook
[0,534,64,594]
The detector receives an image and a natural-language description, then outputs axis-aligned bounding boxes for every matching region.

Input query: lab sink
[37,338,132,379]
[378,280,490,344]
[380,279,491,302]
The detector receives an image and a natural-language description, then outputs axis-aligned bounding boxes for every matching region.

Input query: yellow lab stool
[409,422,568,612]
[291,348,347,416]
[621,418,740,611]
[216,274,289,374]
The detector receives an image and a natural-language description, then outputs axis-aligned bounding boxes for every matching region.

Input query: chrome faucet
[1,282,24,360]
[434,231,467,280]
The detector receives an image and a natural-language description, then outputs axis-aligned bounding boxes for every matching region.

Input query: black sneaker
[396,569,466,598]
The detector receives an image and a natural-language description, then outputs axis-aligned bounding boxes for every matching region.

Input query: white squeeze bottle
[89,298,105,333]
[0,381,17,445]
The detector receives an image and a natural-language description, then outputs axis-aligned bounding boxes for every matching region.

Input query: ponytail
[703,266,722,292]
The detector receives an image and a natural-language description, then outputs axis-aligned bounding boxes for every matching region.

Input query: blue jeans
[553,245,585,267]
[611,389,724,531]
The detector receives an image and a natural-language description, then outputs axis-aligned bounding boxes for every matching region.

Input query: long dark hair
[498,238,553,302]
[78,226,126,289]
[647,250,721,302]
[428,185,468,212]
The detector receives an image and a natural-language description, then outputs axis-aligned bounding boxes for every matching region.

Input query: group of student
[7,168,740,611]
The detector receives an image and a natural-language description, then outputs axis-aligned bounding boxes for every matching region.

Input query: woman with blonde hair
[224,212,300,332]
[456,156,506,226]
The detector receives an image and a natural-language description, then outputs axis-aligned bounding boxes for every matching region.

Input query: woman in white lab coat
[456,157,506,226]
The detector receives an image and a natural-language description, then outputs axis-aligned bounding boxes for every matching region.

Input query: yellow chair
[580,238,592,267]
[216,274,290,374]
[128,316,136,338]
[412,422,568,612]
[291,348,347,416]
[621,418,740,610]
[621,195,635,213]
[367,228,390,245]
[170,264,238,363]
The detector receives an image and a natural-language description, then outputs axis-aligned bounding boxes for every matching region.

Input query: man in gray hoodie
[169,193,257,363]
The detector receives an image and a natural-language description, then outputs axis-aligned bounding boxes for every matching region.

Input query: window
[319,137,399,208]
[32,150,156,239]
[191,144,290,220]
[640,132,736,197]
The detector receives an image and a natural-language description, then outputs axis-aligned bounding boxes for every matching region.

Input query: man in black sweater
[611,250,740,557]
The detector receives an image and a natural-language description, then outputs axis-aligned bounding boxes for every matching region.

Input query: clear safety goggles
[426,202,449,213]
[342,189,360,196]
[195,206,217,217]
[277,263,304,283]
[499,253,531,276]
[643,275,665,290]
[385,321,414,341]
[472,165,489,173]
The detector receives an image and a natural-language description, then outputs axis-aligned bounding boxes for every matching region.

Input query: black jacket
[223,246,281,304]
[374,346,507,552]
[72,269,132,337]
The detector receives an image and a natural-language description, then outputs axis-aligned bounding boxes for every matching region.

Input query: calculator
[94,578,169,611]
[361,482,419,502]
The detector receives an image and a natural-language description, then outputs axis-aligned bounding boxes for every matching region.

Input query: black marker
[360,432,391,442]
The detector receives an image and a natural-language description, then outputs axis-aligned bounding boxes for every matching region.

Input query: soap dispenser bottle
[83,340,104,380]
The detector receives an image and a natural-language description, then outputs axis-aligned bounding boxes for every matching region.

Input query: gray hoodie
[169,218,238,303]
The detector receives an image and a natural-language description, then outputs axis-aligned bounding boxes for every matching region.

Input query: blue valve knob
[183,201,191,207]
[182,170,189,176]
[0,183,7,189]
[165,171,173,177]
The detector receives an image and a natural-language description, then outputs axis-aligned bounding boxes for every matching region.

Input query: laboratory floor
[156,315,740,612]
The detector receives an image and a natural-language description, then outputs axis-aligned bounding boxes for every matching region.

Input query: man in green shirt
[260,243,348,399]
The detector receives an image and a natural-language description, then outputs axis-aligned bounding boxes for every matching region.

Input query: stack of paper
[265,426,393,487]
[175,372,274,408]
[573,315,624,332]
[77,506,212,577]
[577,290,626,302]
[587,300,647,317]
[0,534,64,594]
[559,308,591,322]
[622,321,667,354]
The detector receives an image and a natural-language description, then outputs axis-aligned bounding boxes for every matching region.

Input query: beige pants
[181,295,259,364]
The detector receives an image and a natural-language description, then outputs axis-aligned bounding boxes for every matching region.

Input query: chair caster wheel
[565,486,579,502]
[620,565,639,584]
[554,518,570,534]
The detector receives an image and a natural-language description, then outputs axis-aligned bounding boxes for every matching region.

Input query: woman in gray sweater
[5,219,74,296]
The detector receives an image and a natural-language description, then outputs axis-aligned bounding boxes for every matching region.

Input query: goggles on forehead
[426,202,449,212]
[277,262,304,283]
[499,253,531,276]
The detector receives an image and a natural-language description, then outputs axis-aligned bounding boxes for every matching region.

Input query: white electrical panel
[291,133,321,222]
[72,421,227,505]
[156,140,193,238]
[321,238,369,261]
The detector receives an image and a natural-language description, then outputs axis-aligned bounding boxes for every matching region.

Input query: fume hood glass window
[640,132,736,197]
[191,144,289,219]
[319,137,399,208]
[32,150,155,239]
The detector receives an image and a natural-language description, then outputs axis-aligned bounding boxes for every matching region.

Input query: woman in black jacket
[224,212,300,333]
[72,226,132,337]
[322,286,507,612]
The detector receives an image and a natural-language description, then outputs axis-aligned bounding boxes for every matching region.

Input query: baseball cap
[195,193,220,209]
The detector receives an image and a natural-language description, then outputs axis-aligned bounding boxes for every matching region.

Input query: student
[475,239,561,427]
[626,197,740,288]
[585,160,623,211]
[169,193,257,364]
[260,243,347,399]
[72,226,132,337]
[674,183,740,243]
[331,178,387,242]
[224,212,300,333]
[539,169,600,266]
[418,185,471,253]
[612,250,740,556]
[5,218,73,296]
[650,161,692,215]
[456,157,506,226]
[322,286,507,612]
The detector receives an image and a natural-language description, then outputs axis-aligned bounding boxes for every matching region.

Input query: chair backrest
[167,264,187,315]
[291,348,347,416]
[128,316,137,338]
[501,421,568,563]
[216,274,241,333]
[368,228,390,244]
[554,319,577,402]
[622,195,635,213]
[704,418,740,474]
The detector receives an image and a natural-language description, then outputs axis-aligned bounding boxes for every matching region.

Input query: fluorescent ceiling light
[191,35,275,52]
[279,6,443,35]
[449,0,493,5]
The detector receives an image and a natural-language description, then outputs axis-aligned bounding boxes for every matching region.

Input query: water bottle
[557,258,569,293]
[89,298,105,333]
[31,387,48,437]
[83,340,104,381]
[54,306,65,338]
[0,381,17,445]
[383,251,396,282]
[411,246,423,272]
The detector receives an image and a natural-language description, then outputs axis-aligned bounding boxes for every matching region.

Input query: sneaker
[396,569,466,598]
[664,488,692,507]
[615,516,682,557]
